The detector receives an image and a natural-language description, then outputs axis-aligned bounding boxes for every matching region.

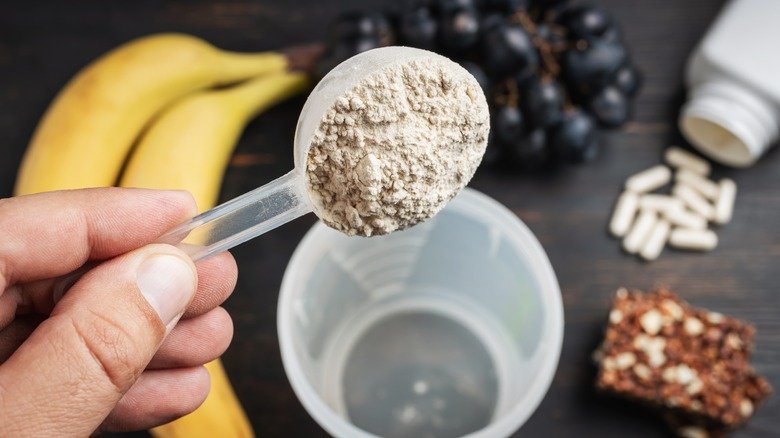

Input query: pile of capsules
[609,147,737,261]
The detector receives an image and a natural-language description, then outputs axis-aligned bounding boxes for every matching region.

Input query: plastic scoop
[158,47,455,261]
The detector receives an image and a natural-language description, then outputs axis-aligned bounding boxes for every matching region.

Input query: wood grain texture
[2,0,779,437]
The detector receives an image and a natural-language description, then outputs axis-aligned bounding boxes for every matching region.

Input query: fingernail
[137,255,196,325]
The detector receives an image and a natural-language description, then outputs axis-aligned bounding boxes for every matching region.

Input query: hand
[0,188,238,435]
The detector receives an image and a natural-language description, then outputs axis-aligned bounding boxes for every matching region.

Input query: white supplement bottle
[679,0,780,167]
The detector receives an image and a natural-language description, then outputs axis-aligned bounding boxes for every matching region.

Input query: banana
[119,71,309,437]
[120,71,308,208]
[15,33,288,195]
[151,360,254,438]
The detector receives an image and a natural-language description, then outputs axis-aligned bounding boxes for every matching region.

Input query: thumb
[0,244,197,437]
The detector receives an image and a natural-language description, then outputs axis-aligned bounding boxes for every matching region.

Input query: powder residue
[305,56,490,236]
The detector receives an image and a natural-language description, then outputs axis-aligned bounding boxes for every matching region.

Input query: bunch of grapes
[317,0,642,171]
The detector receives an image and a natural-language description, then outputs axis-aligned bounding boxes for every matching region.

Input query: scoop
[158,47,471,261]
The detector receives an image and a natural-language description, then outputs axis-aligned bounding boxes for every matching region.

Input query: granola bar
[593,287,771,430]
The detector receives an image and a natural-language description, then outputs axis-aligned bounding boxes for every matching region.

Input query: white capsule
[673,184,715,220]
[610,191,640,237]
[714,179,737,225]
[675,169,720,200]
[640,219,671,261]
[665,147,711,176]
[639,194,684,214]
[664,205,707,230]
[625,165,672,193]
[623,210,657,254]
[669,228,718,251]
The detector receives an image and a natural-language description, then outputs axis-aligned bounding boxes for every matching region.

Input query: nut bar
[593,287,772,429]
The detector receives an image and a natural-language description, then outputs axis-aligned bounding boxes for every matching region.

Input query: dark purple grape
[315,37,381,78]
[588,86,630,127]
[613,64,642,97]
[439,9,481,51]
[515,70,538,89]
[483,23,538,77]
[560,4,612,41]
[550,109,599,163]
[534,23,553,40]
[600,25,622,43]
[494,105,525,144]
[437,0,477,14]
[355,37,381,53]
[534,24,566,46]
[399,7,439,50]
[484,0,530,13]
[509,128,549,169]
[461,62,490,94]
[370,13,397,46]
[563,40,627,97]
[328,12,376,42]
[329,12,396,47]
[480,12,506,33]
[523,79,564,128]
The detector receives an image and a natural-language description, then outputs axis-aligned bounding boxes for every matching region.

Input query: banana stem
[282,43,326,73]
[218,43,325,84]
[225,72,310,122]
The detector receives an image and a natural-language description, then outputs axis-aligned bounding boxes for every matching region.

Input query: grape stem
[513,11,562,79]
[495,77,520,108]
[511,9,580,111]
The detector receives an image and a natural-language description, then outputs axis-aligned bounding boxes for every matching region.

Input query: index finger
[0,188,196,289]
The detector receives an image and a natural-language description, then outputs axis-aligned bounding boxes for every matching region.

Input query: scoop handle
[158,170,312,261]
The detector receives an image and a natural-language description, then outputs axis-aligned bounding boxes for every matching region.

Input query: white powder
[305,56,489,236]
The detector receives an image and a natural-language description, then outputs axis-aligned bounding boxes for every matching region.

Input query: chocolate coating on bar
[594,287,772,428]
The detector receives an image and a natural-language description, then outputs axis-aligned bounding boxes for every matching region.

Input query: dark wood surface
[2,1,778,436]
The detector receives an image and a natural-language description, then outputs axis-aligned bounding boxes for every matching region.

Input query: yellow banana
[121,71,308,209]
[15,33,288,195]
[119,71,309,437]
[151,360,254,438]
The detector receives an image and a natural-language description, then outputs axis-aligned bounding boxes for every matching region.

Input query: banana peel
[121,71,308,209]
[120,71,309,437]
[15,33,288,195]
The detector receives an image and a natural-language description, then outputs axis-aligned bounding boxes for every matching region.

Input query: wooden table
[2,1,778,436]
